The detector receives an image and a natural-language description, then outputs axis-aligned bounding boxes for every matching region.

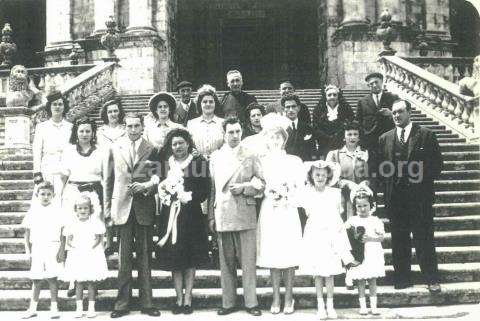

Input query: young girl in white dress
[256,119,303,315]
[345,184,385,315]
[62,192,109,318]
[299,160,354,319]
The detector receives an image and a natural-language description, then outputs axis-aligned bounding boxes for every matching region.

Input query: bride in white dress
[255,114,304,314]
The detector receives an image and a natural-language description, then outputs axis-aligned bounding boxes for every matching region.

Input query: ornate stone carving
[376,10,397,56]
[100,16,121,61]
[5,65,40,108]
[459,56,480,97]
[0,24,18,68]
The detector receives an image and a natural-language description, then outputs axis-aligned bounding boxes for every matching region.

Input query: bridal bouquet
[266,181,292,207]
[158,168,192,206]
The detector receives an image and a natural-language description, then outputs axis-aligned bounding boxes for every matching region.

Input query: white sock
[88,301,95,312]
[359,297,367,309]
[317,296,325,307]
[370,296,378,309]
[28,300,38,311]
[76,300,83,312]
[326,297,334,310]
[50,302,58,311]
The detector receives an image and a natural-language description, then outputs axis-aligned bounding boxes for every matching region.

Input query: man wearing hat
[174,81,199,127]
[356,72,398,154]
[220,70,257,125]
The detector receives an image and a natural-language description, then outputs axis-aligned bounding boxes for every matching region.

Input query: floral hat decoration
[304,160,341,187]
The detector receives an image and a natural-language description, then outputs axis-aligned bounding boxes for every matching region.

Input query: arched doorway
[450,0,480,57]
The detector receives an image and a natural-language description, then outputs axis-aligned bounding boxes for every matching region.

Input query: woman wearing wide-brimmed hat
[144,92,183,149]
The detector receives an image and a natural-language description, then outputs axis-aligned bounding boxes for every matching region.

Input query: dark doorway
[220,19,274,89]
[0,0,46,67]
[450,0,480,57]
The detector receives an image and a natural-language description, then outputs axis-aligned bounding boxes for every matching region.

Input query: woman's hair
[45,96,70,118]
[73,194,94,215]
[162,127,195,157]
[352,192,376,215]
[307,165,332,186]
[100,99,125,124]
[35,181,55,196]
[245,102,266,126]
[69,117,98,145]
[196,84,222,116]
[343,121,364,146]
[316,86,350,114]
[150,98,176,120]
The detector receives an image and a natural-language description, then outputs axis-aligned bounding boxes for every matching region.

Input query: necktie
[400,128,406,145]
[375,94,380,107]
[130,140,137,166]
[291,121,296,131]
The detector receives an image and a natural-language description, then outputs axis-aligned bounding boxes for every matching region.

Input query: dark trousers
[114,212,153,311]
[389,186,439,285]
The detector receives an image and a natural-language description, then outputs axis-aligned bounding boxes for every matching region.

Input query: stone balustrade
[379,55,479,141]
[402,57,474,83]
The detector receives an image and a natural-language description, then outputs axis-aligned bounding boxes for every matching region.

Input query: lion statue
[5,64,40,108]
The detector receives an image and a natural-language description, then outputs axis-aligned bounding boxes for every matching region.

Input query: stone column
[93,0,115,35]
[378,0,406,25]
[45,0,71,46]
[127,0,156,34]
[340,0,368,27]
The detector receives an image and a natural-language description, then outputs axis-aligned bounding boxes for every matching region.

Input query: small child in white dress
[62,192,108,318]
[22,182,64,319]
[300,161,355,319]
[345,184,385,315]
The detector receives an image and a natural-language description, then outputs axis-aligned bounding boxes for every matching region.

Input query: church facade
[0,0,479,94]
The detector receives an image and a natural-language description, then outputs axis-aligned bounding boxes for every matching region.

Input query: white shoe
[50,307,60,319]
[326,307,338,319]
[284,299,295,315]
[86,310,96,318]
[75,310,84,318]
[270,304,280,314]
[359,307,368,315]
[22,310,37,319]
[370,307,380,315]
[317,305,327,319]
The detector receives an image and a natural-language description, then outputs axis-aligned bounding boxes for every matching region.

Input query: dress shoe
[270,304,280,314]
[246,306,262,316]
[284,299,295,315]
[217,307,237,316]
[110,310,129,318]
[171,304,183,315]
[394,282,413,290]
[67,288,76,298]
[140,308,161,317]
[104,246,114,256]
[183,305,193,315]
[428,283,442,294]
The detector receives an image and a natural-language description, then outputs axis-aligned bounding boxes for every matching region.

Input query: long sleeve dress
[155,156,211,271]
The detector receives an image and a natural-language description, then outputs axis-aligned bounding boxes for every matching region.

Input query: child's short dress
[345,215,385,280]
[22,202,64,279]
[300,186,351,276]
[62,217,109,282]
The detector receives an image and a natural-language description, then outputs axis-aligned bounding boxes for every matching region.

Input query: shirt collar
[156,119,173,127]
[396,122,413,140]
[180,100,191,110]
[290,118,298,128]
[129,137,142,151]
[200,115,218,124]
[49,118,66,128]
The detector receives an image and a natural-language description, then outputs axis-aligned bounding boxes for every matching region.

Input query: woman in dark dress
[312,84,354,159]
[155,128,210,315]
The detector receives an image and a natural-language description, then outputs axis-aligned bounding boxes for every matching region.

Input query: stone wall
[72,0,95,40]
[154,0,177,91]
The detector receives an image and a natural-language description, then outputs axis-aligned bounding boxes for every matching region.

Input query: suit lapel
[118,137,134,170]
[217,146,247,192]
[387,129,396,162]
[133,138,152,169]
[407,124,421,160]
[368,94,377,110]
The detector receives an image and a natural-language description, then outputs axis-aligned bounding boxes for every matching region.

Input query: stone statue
[459,56,480,97]
[5,65,41,108]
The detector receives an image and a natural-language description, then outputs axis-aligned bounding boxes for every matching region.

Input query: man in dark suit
[356,72,398,153]
[266,80,311,125]
[220,70,257,126]
[377,99,442,293]
[105,112,161,318]
[282,94,315,161]
[173,80,199,126]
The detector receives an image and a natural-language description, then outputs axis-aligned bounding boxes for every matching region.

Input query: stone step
[2,231,479,254]
[442,152,480,161]
[440,170,480,180]
[433,180,480,191]
[0,171,32,180]
[378,202,480,217]
[1,263,479,291]
[0,281,479,310]
[382,215,480,232]
[0,213,24,225]
[439,144,480,152]
[443,160,480,170]
[377,191,480,204]
[437,137,467,143]
[0,180,33,191]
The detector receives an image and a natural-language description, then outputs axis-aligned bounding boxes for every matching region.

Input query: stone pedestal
[127,0,157,34]
[44,0,76,66]
[0,107,32,154]
[340,0,368,27]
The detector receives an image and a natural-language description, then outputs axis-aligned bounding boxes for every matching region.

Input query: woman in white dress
[256,114,303,314]
[96,99,126,147]
[32,90,72,202]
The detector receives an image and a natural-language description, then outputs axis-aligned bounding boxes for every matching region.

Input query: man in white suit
[209,117,264,316]
[105,112,160,318]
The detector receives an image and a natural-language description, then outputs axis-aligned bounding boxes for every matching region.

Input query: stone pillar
[45,0,71,46]
[340,0,368,27]
[94,0,115,35]
[127,0,156,34]
[0,107,32,152]
[378,0,406,25]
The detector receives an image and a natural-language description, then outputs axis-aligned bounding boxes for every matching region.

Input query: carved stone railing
[0,64,95,100]
[379,55,479,141]
[402,57,475,83]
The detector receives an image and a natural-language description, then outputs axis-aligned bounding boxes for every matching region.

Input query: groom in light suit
[105,112,160,318]
[209,117,264,316]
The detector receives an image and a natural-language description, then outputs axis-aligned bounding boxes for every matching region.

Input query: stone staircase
[0,89,479,311]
